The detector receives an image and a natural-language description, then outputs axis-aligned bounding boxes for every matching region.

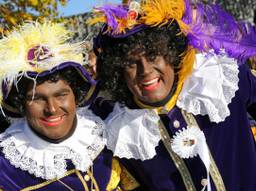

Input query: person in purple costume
[90,0,256,190]
[0,22,139,191]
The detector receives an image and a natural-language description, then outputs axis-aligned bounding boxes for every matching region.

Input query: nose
[44,98,58,115]
[137,56,153,76]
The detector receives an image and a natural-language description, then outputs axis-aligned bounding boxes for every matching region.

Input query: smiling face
[124,52,175,104]
[25,79,76,140]
[97,23,188,106]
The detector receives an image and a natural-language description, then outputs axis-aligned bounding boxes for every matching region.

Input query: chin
[145,96,167,104]
[46,132,67,140]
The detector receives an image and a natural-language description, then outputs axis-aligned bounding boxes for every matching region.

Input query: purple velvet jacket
[119,64,256,191]
[0,147,116,191]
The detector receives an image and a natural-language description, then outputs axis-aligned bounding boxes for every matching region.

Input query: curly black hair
[5,67,90,115]
[96,21,188,106]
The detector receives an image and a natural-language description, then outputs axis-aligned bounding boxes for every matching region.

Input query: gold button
[84,174,90,181]
[201,178,208,186]
[173,120,180,128]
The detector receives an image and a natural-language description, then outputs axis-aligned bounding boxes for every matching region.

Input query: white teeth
[46,117,62,122]
[142,78,158,86]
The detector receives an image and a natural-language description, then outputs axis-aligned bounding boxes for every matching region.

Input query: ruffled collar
[105,103,161,160]
[0,107,106,180]
[177,50,239,123]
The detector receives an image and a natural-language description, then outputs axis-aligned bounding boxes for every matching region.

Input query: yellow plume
[141,0,184,26]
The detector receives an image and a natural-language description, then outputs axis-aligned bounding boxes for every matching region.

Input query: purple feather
[182,0,193,25]
[96,4,128,32]
[184,2,256,63]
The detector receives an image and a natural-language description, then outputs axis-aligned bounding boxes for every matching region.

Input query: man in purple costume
[91,0,256,190]
[0,22,134,191]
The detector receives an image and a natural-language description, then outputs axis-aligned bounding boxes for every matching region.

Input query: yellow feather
[0,21,85,105]
[141,0,184,25]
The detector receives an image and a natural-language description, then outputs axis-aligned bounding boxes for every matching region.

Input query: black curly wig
[96,21,188,106]
[5,67,90,116]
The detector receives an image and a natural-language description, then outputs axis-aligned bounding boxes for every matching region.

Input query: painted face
[25,79,77,140]
[124,53,175,104]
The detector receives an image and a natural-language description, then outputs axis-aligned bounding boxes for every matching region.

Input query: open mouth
[141,78,160,91]
[40,115,65,126]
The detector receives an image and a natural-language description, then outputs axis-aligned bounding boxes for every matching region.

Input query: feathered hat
[90,0,256,62]
[89,0,256,112]
[0,21,97,115]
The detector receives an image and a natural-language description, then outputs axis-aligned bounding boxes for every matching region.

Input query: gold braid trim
[181,110,227,191]
[119,163,140,190]
[86,168,100,191]
[21,169,77,191]
[75,170,89,191]
[159,120,197,191]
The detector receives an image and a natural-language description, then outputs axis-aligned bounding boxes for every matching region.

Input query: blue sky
[58,0,122,16]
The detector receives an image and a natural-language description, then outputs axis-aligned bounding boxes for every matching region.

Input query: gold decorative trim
[159,120,197,191]
[57,179,74,191]
[119,162,140,190]
[21,169,77,191]
[21,168,102,191]
[87,168,100,191]
[181,110,227,191]
[75,170,89,191]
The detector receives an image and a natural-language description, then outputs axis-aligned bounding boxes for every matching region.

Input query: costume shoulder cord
[159,110,227,191]
[158,119,197,191]
[181,110,226,191]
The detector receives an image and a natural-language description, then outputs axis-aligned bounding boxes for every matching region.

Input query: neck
[29,116,77,144]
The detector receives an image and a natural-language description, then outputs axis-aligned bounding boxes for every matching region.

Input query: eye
[26,95,43,101]
[57,93,69,98]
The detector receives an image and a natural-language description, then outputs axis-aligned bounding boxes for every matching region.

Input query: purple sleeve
[238,64,256,106]
[238,64,256,119]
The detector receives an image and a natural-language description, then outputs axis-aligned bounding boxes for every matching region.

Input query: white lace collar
[177,50,239,123]
[0,107,106,180]
[105,103,161,160]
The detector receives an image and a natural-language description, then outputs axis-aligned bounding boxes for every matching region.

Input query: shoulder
[237,63,256,106]
[89,97,115,120]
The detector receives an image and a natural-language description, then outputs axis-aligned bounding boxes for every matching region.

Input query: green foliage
[0,0,68,35]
